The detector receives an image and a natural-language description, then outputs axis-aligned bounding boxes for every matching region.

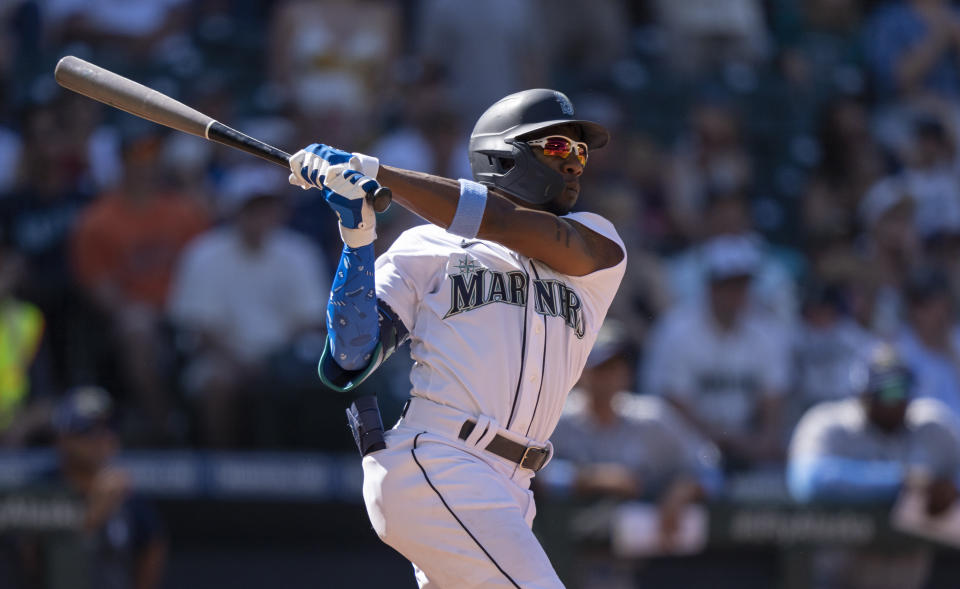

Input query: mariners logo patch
[554,92,574,116]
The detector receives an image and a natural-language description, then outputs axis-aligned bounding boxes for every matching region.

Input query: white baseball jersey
[363,211,625,588]
[375,211,626,443]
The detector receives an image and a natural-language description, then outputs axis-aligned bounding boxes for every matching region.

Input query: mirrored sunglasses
[525,135,588,165]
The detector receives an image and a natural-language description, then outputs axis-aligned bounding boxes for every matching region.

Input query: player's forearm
[378,165,616,275]
[378,165,461,228]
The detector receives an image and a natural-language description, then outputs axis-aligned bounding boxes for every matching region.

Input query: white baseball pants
[361,403,564,588]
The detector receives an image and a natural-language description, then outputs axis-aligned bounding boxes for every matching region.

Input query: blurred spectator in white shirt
[667,192,797,323]
[168,165,328,447]
[646,235,790,471]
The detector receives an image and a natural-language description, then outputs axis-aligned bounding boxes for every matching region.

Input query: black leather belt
[458,420,550,472]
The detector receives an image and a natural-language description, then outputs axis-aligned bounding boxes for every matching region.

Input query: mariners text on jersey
[444,256,586,338]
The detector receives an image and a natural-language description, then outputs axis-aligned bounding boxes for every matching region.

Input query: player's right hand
[288,143,379,190]
[325,165,380,248]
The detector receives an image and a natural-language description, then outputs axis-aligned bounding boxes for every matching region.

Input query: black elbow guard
[318,299,410,393]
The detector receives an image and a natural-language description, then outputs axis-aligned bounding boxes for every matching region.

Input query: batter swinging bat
[53,55,392,212]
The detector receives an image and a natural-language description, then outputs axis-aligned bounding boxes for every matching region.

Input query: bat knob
[371,186,393,213]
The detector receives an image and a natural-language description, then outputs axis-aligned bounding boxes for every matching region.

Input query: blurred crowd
[5,0,960,585]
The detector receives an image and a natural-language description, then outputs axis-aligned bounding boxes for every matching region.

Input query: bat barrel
[55,55,214,138]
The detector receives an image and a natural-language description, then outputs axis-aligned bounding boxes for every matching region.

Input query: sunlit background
[3,1,960,588]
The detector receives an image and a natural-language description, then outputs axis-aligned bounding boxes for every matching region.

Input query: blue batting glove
[288,143,357,190]
[323,166,381,229]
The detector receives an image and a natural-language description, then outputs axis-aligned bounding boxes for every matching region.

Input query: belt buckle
[520,445,548,471]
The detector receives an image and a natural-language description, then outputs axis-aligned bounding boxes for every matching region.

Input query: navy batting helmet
[468,89,609,205]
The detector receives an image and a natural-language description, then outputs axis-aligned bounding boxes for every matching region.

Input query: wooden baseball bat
[53,55,392,212]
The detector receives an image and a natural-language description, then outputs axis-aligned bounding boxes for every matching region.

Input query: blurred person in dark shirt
[0,105,94,393]
[70,130,209,444]
[666,101,754,243]
[17,386,166,589]
[774,0,866,95]
[802,98,891,241]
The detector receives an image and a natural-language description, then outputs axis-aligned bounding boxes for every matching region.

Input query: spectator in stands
[653,0,769,73]
[856,176,919,337]
[864,0,960,152]
[167,165,328,447]
[0,104,95,392]
[547,321,722,588]
[918,197,960,302]
[537,0,631,84]
[864,0,960,103]
[18,386,167,589]
[0,239,53,447]
[898,115,960,239]
[802,98,890,241]
[667,191,797,322]
[415,0,547,122]
[646,235,790,471]
[896,267,960,419]
[790,282,877,432]
[268,0,402,148]
[44,0,189,61]
[774,0,866,97]
[666,101,754,242]
[788,345,960,589]
[71,130,209,444]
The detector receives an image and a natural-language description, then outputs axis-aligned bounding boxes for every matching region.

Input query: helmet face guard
[468,89,609,206]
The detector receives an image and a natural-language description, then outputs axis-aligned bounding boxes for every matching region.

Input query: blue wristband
[447,179,488,239]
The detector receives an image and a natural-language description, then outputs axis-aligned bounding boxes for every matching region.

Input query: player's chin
[548,188,579,215]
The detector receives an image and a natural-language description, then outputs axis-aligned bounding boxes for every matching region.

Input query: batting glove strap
[339,219,376,249]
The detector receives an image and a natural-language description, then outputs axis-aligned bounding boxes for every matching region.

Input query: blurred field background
[4,1,960,588]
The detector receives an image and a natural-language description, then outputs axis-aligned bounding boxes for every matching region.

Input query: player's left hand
[288,143,379,190]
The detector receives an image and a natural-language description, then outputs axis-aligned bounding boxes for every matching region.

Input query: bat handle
[207,121,393,213]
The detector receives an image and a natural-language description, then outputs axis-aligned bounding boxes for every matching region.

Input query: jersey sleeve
[561,212,627,337]
[374,226,447,332]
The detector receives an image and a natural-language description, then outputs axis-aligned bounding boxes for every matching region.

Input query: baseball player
[288,89,626,588]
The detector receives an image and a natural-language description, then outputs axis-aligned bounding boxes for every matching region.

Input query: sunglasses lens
[537,136,588,164]
[540,137,572,158]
